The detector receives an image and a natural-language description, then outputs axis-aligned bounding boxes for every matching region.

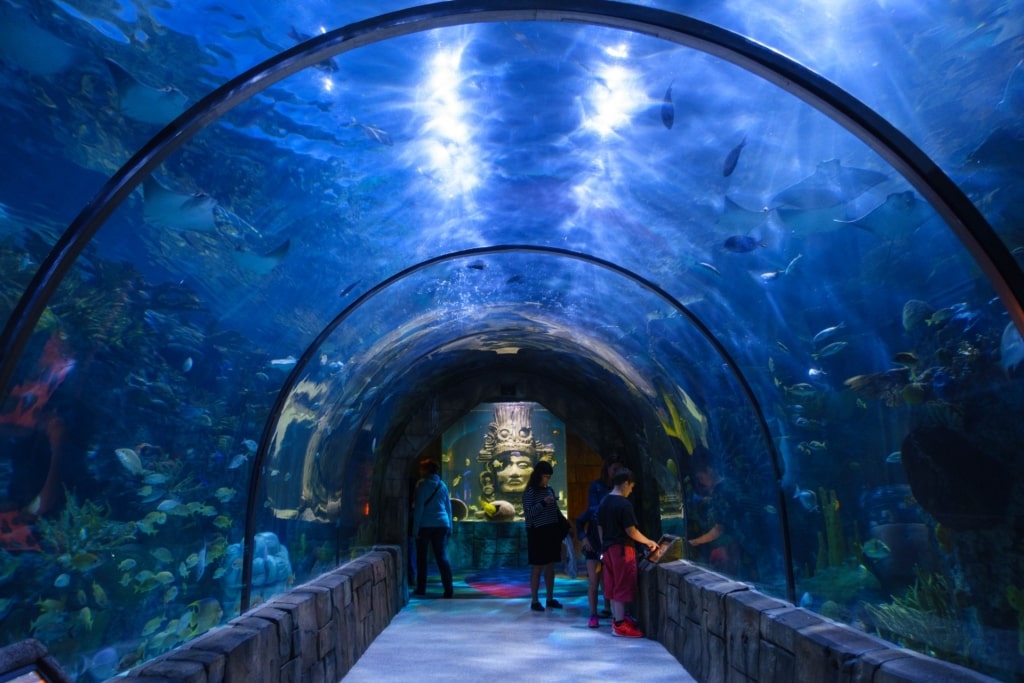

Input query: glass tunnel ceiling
[1,0,1024,679]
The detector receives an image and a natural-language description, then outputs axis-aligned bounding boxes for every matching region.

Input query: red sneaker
[612,620,644,638]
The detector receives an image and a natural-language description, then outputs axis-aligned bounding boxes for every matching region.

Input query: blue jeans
[416,526,453,594]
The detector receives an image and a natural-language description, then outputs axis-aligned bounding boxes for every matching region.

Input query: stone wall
[637,559,999,683]
[109,546,403,683]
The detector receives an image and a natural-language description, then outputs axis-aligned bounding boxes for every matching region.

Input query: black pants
[416,526,453,594]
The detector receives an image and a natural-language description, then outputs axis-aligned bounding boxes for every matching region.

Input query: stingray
[776,205,847,237]
[143,177,218,232]
[771,159,887,210]
[232,239,290,275]
[0,17,78,76]
[104,58,188,126]
[716,196,770,234]
[834,190,933,239]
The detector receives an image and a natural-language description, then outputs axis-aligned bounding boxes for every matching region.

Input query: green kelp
[864,569,969,663]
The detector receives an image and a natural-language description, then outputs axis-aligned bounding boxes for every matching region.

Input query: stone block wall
[109,546,403,683]
[639,559,999,683]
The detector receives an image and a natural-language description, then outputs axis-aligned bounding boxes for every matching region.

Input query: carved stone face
[493,452,533,494]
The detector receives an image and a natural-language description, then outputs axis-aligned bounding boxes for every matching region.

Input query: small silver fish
[812,322,846,346]
[813,341,848,359]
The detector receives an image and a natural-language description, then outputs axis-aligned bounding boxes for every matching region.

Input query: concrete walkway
[341,574,697,682]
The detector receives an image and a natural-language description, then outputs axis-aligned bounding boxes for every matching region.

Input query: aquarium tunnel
[1,0,1023,680]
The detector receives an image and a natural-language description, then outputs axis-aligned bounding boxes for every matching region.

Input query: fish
[862,538,891,560]
[91,582,109,608]
[784,253,803,275]
[157,499,183,512]
[966,126,1024,168]
[660,83,674,129]
[117,559,137,571]
[143,176,218,233]
[885,451,902,464]
[722,135,746,177]
[698,262,721,276]
[227,453,249,469]
[813,341,848,359]
[0,16,78,76]
[54,573,71,588]
[835,190,932,240]
[214,487,236,503]
[268,356,297,368]
[793,488,819,512]
[812,322,846,346]
[182,357,193,372]
[760,270,783,281]
[231,239,290,275]
[115,448,144,476]
[104,58,188,125]
[716,196,770,234]
[902,299,933,332]
[771,159,887,210]
[195,542,208,580]
[893,351,919,366]
[357,122,393,147]
[153,571,175,585]
[1001,322,1024,374]
[242,439,258,452]
[83,646,119,680]
[150,547,174,563]
[143,472,169,485]
[723,235,765,253]
[78,606,94,632]
[71,552,102,571]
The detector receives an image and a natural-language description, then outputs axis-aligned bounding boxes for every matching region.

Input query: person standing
[412,458,454,598]
[597,467,659,638]
[576,457,621,628]
[522,460,567,611]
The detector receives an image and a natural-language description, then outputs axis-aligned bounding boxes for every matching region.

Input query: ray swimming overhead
[777,204,847,237]
[0,15,78,76]
[716,196,769,234]
[104,58,188,126]
[835,191,933,240]
[771,159,887,210]
[231,239,290,275]
[143,177,218,232]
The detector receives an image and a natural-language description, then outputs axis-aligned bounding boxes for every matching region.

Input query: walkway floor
[340,573,697,682]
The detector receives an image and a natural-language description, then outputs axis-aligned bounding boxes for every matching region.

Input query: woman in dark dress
[522,460,567,611]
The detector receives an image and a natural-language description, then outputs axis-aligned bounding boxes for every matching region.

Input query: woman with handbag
[522,459,570,611]
[412,458,454,598]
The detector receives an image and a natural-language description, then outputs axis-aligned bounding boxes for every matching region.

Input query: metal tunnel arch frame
[0,0,1014,611]
[243,244,796,607]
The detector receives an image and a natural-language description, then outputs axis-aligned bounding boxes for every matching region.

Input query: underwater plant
[864,568,969,664]
[35,488,137,571]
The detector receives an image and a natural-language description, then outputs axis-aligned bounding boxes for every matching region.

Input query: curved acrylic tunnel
[0,2,1023,681]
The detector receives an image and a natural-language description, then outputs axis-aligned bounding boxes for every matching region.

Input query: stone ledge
[110,547,401,683]
[640,560,1001,683]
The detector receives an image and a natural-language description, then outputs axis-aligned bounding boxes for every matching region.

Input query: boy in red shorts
[597,467,659,638]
